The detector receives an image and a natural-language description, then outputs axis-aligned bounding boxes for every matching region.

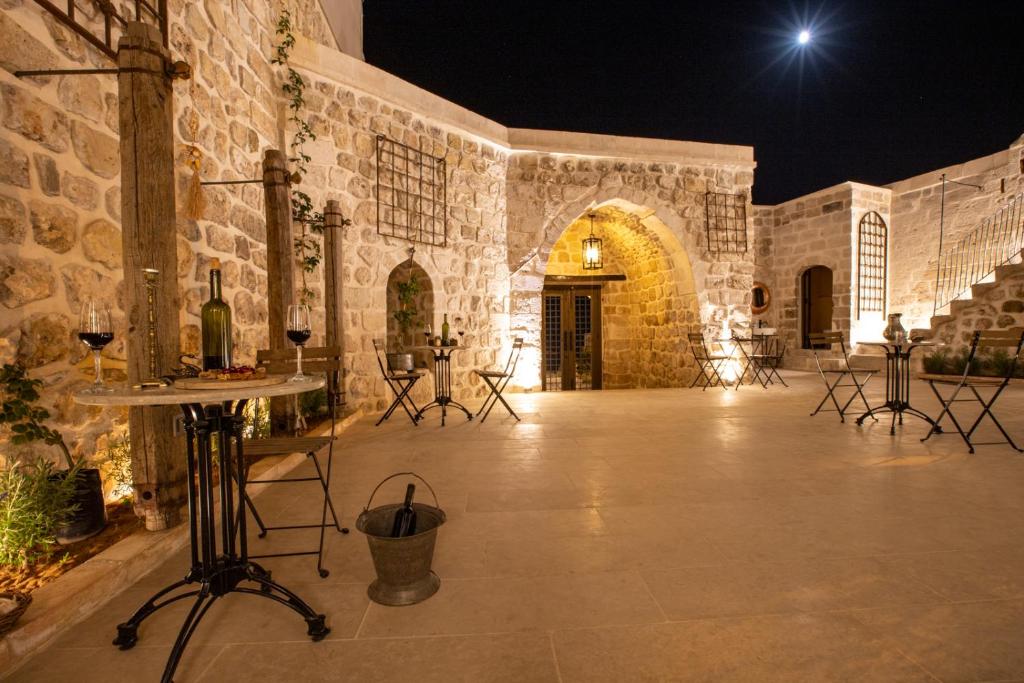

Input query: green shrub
[100,435,134,502]
[0,459,80,567]
[922,348,951,374]
[0,363,75,469]
[299,387,328,421]
[242,399,271,440]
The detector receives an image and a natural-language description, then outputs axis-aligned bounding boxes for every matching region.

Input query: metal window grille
[857,211,887,317]
[543,295,562,391]
[704,192,748,253]
[375,135,447,247]
[573,294,593,391]
[31,0,169,61]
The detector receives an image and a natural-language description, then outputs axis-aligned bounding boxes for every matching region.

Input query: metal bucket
[356,472,446,606]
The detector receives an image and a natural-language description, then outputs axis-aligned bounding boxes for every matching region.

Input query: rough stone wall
[0,0,339,463]
[546,208,698,388]
[506,153,756,389]
[750,205,777,329]
[287,69,510,410]
[887,135,1024,330]
[930,267,1024,348]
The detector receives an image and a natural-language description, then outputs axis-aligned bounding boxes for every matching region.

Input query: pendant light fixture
[581,213,603,270]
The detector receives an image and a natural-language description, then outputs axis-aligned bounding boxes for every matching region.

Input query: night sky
[363,1,1023,205]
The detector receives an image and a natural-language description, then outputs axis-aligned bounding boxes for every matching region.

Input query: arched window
[857,212,887,318]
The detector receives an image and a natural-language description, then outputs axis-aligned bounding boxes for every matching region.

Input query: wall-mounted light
[581,213,603,270]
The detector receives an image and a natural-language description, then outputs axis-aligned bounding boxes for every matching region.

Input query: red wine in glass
[79,298,113,394]
[286,304,311,382]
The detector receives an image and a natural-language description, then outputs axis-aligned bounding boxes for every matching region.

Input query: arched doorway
[801,265,833,348]
[541,204,700,390]
[385,259,434,366]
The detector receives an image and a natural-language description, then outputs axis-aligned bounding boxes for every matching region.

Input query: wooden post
[263,149,296,434]
[118,22,185,531]
[323,200,345,405]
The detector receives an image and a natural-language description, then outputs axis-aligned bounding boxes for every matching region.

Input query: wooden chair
[240,346,347,578]
[372,339,423,426]
[920,329,1024,453]
[687,332,730,390]
[474,338,524,422]
[808,331,877,422]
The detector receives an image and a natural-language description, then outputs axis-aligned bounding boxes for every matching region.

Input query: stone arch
[385,258,435,360]
[511,195,710,389]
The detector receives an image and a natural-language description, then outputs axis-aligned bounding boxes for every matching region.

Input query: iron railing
[934,193,1023,314]
[32,0,169,61]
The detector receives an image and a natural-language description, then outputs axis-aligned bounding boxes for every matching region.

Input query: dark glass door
[542,286,602,391]
[801,265,834,348]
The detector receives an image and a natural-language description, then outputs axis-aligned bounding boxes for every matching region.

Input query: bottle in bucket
[390,484,418,538]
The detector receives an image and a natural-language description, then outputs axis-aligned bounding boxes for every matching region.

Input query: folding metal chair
[240,346,347,578]
[687,332,731,391]
[474,338,524,422]
[372,339,423,426]
[920,329,1024,454]
[808,331,877,422]
[731,333,786,390]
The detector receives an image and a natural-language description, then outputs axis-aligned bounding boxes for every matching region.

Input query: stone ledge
[0,407,364,678]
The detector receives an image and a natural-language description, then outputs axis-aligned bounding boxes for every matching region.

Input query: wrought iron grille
[935,193,1024,313]
[857,211,887,317]
[542,294,562,391]
[375,135,447,247]
[33,0,169,61]
[704,192,748,253]
[573,294,593,391]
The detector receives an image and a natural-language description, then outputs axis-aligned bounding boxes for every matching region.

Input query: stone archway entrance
[801,265,834,349]
[540,204,701,390]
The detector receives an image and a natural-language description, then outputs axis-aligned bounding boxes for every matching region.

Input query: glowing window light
[581,213,603,270]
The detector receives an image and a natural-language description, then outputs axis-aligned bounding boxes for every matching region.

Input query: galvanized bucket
[356,472,446,606]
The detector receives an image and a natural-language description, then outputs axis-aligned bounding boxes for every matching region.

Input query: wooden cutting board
[174,375,287,390]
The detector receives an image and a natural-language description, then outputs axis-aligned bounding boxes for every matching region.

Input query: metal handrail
[934,193,1024,314]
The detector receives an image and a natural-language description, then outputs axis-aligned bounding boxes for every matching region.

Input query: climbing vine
[273,9,324,304]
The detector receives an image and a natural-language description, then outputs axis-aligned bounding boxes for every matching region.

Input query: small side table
[855,341,942,435]
[408,345,473,426]
[74,377,329,683]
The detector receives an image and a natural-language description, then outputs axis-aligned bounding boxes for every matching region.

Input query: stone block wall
[505,147,756,389]
[930,267,1024,349]
[0,0,338,462]
[887,135,1024,330]
[755,182,892,366]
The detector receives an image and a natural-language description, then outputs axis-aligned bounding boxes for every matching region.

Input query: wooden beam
[544,274,627,284]
[117,21,185,531]
[262,149,296,434]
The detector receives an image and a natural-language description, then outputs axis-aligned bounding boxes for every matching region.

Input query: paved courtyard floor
[11,371,1024,682]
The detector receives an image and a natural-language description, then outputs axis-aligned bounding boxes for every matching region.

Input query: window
[857,211,887,317]
[704,192,748,253]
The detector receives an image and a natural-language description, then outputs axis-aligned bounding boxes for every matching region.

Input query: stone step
[971,281,998,298]
[848,354,886,371]
[929,314,954,328]
[995,261,1024,281]
[910,327,934,340]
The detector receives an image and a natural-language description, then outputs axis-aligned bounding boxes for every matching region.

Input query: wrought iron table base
[855,344,941,436]
[416,347,472,426]
[111,400,328,683]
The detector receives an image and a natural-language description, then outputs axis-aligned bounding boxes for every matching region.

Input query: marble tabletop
[73,376,324,406]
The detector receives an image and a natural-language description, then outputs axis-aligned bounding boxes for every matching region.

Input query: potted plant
[0,364,107,544]
[389,275,420,372]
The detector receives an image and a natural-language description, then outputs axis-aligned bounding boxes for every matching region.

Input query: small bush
[242,399,271,440]
[0,459,80,567]
[299,387,328,421]
[922,348,951,374]
[100,435,134,502]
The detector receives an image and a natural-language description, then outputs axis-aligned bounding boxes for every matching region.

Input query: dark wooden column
[262,149,296,433]
[118,22,185,531]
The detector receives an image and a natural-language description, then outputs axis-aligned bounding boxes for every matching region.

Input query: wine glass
[286,304,311,382]
[422,323,432,346]
[78,298,114,394]
[455,316,465,343]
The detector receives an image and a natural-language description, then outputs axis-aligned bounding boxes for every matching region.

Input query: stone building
[0,1,1021,476]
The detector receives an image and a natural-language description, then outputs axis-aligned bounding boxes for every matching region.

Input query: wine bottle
[441,314,450,345]
[389,484,418,538]
[201,258,233,371]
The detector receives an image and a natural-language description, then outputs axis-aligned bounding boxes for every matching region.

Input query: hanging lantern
[581,213,603,270]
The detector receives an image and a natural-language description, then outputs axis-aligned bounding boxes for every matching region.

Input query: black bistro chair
[474,338,524,422]
[808,331,877,422]
[687,332,731,390]
[240,346,347,578]
[920,329,1024,453]
[372,339,423,426]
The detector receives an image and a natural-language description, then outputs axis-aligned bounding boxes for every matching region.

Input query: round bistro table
[75,376,328,683]
[855,341,942,435]
[408,345,473,426]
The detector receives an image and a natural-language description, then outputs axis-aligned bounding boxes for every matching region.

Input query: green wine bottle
[201,257,232,370]
[441,313,450,345]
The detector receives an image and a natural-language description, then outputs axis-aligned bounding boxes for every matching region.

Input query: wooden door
[542,286,602,390]
[801,266,834,348]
